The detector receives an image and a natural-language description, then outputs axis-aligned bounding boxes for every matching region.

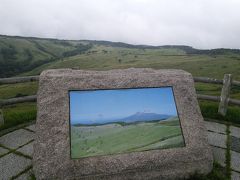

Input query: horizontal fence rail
[197,94,240,106]
[0,95,37,107]
[232,80,240,86]
[0,76,39,85]
[193,77,223,85]
[196,94,220,102]
[0,75,239,86]
[229,98,240,106]
[193,76,240,86]
[0,74,240,115]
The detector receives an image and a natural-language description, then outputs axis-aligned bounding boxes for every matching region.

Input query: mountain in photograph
[120,112,173,123]
[73,112,175,126]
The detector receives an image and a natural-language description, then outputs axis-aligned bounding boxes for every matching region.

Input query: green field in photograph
[71,117,184,158]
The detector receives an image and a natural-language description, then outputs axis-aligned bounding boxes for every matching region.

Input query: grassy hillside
[0,35,92,77]
[1,34,240,81]
[71,118,184,158]
[22,44,240,81]
[0,35,240,130]
[0,35,236,179]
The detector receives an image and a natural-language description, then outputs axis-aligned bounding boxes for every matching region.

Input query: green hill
[0,35,240,131]
[71,119,184,158]
[1,34,240,80]
[0,35,92,77]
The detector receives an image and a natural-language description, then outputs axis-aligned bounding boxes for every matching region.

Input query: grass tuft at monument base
[186,162,228,180]
[199,100,240,125]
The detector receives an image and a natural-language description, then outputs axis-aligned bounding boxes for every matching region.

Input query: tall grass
[0,102,36,131]
[0,82,38,99]
[199,100,240,125]
[186,162,227,180]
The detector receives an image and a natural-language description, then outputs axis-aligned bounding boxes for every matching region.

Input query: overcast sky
[0,0,240,49]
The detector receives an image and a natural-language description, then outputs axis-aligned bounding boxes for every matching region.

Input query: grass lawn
[71,119,184,158]
[0,82,38,99]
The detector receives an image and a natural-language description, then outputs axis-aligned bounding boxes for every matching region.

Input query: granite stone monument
[33,68,213,179]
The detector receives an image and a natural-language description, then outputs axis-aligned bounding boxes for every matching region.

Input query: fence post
[218,74,232,116]
[0,108,4,126]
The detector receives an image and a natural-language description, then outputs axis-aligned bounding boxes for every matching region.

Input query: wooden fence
[0,74,240,125]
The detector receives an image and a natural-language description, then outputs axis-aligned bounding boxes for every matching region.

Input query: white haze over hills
[0,0,240,49]
[73,112,175,125]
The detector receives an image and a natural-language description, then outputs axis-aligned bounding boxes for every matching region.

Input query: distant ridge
[120,112,172,123]
[1,34,240,78]
[1,34,240,52]
[72,112,174,126]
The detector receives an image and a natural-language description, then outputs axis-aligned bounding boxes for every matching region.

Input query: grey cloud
[0,0,240,49]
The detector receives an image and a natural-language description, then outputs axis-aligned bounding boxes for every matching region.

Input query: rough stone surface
[231,136,240,153]
[207,131,227,148]
[17,142,34,157]
[204,121,226,134]
[33,68,213,179]
[231,171,240,180]
[0,153,31,180]
[231,151,240,172]
[230,126,240,138]
[0,129,34,149]
[15,169,33,180]
[0,146,8,156]
[211,146,226,166]
[25,124,35,132]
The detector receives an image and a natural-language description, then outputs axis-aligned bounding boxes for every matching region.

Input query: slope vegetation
[71,118,184,158]
[0,35,92,77]
[1,35,240,81]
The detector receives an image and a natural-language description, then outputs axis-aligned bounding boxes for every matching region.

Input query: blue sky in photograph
[70,87,178,125]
